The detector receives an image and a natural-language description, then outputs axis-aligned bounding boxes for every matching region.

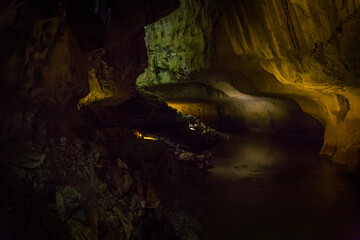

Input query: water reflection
[187,133,360,240]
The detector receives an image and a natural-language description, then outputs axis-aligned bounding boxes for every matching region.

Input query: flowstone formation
[137,0,360,170]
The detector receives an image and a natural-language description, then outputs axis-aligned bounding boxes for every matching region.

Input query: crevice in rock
[280,0,300,51]
[336,93,350,123]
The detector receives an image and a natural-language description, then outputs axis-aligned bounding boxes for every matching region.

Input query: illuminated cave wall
[137,0,219,86]
[216,0,360,168]
[138,0,360,169]
[137,0,324,138]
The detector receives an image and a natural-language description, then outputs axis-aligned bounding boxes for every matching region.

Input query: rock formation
[0,1,205,239]
[137,0,360,170]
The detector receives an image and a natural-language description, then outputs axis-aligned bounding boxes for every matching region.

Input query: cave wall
[0,0,181,239]
[216,0,360,168]
[137,0,219,86]
[0,0,179,137]
[138,0,360,169]
[137,0,324,140]
[0,0,87,103]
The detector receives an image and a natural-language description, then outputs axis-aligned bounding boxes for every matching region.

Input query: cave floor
[180,133,360,240]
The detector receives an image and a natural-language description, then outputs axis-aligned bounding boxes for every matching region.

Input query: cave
[1,0,360,239]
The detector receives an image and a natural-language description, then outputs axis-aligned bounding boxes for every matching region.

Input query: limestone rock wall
[138,0,360,169]
[137,0,324,138]
[137,0,220,86]
[216,0,360,168]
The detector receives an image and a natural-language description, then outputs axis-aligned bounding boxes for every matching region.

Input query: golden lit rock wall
[139,0,360,168]
[167,98,323,138]
[137,0,324,139]
[217,0,360,167]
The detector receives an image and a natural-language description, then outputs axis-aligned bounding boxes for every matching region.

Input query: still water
[185,134,360,240]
